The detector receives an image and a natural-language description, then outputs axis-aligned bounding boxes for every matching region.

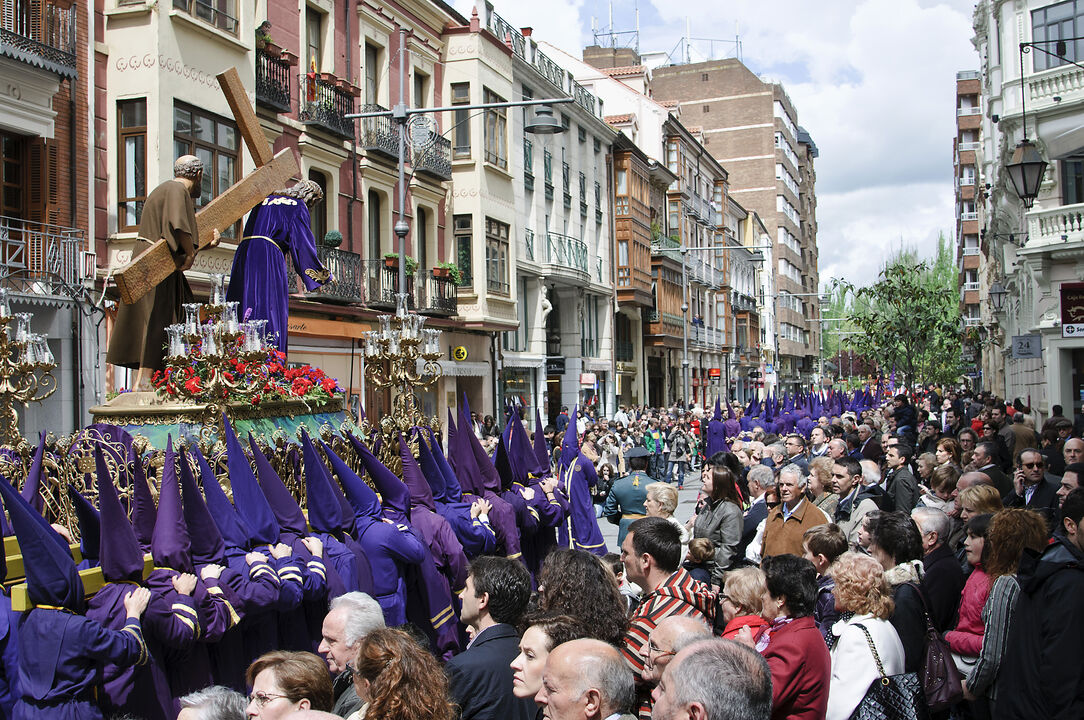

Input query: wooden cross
[113,68,302,305]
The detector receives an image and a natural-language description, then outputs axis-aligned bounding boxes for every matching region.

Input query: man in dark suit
[883,444,919,512]
[737,465,775,562]
[972,442,1011,498]
[1004,448,1060,512]
[911,507,964,632]
[858,424,882,463]
[446,556,535,720]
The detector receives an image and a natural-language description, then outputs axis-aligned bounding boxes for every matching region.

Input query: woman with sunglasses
[245,651,333,719]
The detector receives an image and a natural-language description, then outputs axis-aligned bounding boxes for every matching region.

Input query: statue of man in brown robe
[106,155,219,390]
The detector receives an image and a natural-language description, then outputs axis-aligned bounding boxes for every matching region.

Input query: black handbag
[848,624,930,720]
[907,582,964,712]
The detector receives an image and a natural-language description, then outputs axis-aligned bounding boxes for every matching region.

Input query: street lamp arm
[1020,39,1084,74]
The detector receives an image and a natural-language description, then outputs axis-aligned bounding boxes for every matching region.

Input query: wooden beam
[113,148,301,305]
[217,67,275,167]
[10,553,155,612]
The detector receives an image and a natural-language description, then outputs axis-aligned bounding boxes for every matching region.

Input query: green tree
[832,234,961,388]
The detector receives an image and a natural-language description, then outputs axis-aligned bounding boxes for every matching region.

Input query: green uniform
[603,471,651,547]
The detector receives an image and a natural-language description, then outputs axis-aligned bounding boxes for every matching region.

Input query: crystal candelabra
[362,307,443,441]
[160,274,272,431]
[0,288,57,448]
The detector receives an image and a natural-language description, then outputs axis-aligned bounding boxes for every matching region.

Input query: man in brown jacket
[762,464,830,559]
[107,155,219,389]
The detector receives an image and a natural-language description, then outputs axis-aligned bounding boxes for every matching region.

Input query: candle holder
[0,310,58,448]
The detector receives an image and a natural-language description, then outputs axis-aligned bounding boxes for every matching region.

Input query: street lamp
[989,281,1008,312]
[1006,139,1046,210]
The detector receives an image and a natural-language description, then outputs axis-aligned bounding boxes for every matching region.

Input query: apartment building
[650,59,820,393]
[973,0,1084,419]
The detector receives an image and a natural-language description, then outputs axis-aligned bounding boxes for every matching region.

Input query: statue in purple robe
[226,180,330,354]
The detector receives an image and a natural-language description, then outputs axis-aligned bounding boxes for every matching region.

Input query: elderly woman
[867,511,927,674]
[350,628,455,720]
[808,456,839,517]
[692,465,743,588]
[245,651,334,719]
[957,484,1002,522]
[965,509,1048,716]
[916,452,937,485]
[645,481,690,545]
[756,555,831,720]
[719,567,770,640]
[825,552,906,720]
[510,613,589,704]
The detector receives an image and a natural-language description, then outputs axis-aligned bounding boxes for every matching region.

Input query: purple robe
[226,195,328,353]
[0,593,18,718]
[207,554,280,690]
[14,607,147,720]
[143,569,216,710]
[557,453,608,556]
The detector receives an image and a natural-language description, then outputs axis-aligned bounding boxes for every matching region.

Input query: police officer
[603,447,652,547]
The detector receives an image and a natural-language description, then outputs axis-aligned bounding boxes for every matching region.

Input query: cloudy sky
[452,0,980,288]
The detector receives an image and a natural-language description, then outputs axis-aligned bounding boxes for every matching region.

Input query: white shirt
[827,615,906,720]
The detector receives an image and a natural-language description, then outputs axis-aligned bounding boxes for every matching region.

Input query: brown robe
[106,179,196,372]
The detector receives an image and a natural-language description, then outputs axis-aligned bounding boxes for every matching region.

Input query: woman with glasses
[245,651,333,719]
[350,627,454,720]
[718,567,769,640]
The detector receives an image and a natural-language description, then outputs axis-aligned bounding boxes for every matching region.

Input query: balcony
[956,106,981,116]
[0,215,86,296]
[359,104,397,159]
[962,281,979,292]
[0,0,76,77]
[172,0,238,35]
[959,211,978,222]
[962,316,982,327]
[423,270,457,316]
[1027,201,1084,247]
[542,232,590,284]
[286,253,457,316]
[957,141,980,152]
[256,48,292,114]
[299,73,358,140]
[963,246,979,256]
[523,138,534,191]
[289,247,364,303]
[615,340,634,362]
[412,133,451,180]
[522,229,536,263]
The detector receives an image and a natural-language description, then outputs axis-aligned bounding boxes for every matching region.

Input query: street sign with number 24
[1012,334,1042,359]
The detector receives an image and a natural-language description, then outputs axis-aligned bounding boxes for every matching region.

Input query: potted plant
[383,253,418,275]
[319,70,337,83]
[280,50,299,66]
[255,21,273,50]
[433,261,463,285]
[321,230,343,248]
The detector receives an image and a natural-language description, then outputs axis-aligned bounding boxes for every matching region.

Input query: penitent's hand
[123,587,152,618]
[172,573,198,596]
[200,564,224,581]
[301,536,323,558]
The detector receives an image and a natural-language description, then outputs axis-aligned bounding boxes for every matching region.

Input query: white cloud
[464,0,979,287]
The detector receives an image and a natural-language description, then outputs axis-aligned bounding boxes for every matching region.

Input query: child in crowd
[602,552,639,613]
[803,523,850,648]
[683,538,715,586]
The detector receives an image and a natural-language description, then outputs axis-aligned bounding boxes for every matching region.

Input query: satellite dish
[408,115,438,151]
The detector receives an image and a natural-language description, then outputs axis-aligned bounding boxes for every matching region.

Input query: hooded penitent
[222,417,279,547]
[177,451,225,566]
[556,406,608,557]
[415,428,496,557]
[68,484,100,570]
[18,432,47,515]
[298,429,354,599]
[150,438,193,575]
[129,447,157,552]
[705,397,728,458]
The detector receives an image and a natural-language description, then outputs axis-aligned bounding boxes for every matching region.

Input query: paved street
[597,468,705,554]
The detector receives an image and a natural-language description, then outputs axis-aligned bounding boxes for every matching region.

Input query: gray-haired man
[317,592,386,717]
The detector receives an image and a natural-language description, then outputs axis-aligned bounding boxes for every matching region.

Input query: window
[367,190,381,259]
[454,214,472,286]
[485,217,509,294]
[483,88,507,169]
[118,99,147,231]
[702,104,710,113]
[577,126,586,143]
[581,294,599,356]
[543,149,553,187]
[308,168,327,242]
[173,0,237,34]
[173,103,239,237]
[503,282,529,352]
[666,139,678,175]
[1064,158,1084,204]
[1031,1,1084,71]
[452,83,470,159]
[615,169,627,195]
[416,207,428,272]
[413,70,428,109]
[364,43,380,105]
[521,85,533,125]
[701,73,709,81]
[617,240,629,286]
[306,8,324,73]
[0,132,23,220]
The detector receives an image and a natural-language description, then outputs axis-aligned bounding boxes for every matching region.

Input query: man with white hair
[317,592,386,718]
[177,685,247,720]
[535,638,636,720]
[650,639,772,720]
[638,616,713,719]
[761,464,830,559]
[910,507,965,632]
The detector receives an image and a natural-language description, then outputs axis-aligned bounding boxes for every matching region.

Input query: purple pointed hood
[0,476,83,611]
[507,414,536,480]
[248,434,306,535]
[713,397,722,421]
[448,413,482,495]
[96,445,145,582]
[19,431,47,514]
[68,484,100,565]
[494,438,516,491]
[128,447,156,552]
[321,441,381,535]
[460,407,501,493]
[192,446,251,552]
[151,437,194,573]
[415,430,449,503]
[726,399,737,421]
[399,432,435,511]
[533,408,551,477]
[560,406,580,468]
[178,449,226,565]
[446,408,460,476]
[223,415,279,546]
[349,434,410,521]
[300,429,345,535]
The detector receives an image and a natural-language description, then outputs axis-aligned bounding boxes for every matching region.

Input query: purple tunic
[14,607,147,720]
[557,453,608,556]
[0,593,18,718]
[226,195,328,353]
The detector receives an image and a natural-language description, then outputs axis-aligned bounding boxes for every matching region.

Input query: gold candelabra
[160,274,271,434]
[362,308,443,466]
[0,288,58,448]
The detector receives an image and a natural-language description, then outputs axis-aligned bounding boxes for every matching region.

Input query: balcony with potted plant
[255,28,294,113]
[299,69,358,139]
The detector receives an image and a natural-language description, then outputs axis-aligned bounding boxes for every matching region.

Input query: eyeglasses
[646,640,676,658]
[247,692,291,708]
[1022,461,1044,469]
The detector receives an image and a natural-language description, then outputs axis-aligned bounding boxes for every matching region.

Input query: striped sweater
[621,568,716,674]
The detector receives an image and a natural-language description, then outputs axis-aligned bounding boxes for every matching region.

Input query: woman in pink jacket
[945,513,992,672]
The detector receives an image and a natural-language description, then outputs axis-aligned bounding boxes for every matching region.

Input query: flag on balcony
[306,56,317,102]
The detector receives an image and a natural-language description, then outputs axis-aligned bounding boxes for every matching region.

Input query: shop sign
[546,356,566,374]
[580,372,597,386]
[615,361,635,374]
[708,368,721,378]
[452,346,468,361]
[1061,282,1084,338]
[1011,335,1042,359]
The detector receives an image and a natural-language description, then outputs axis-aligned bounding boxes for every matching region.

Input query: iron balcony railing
[256,48,292,113]
[412,133,451,180]
[523,229,536,262]
[299,74,356,139]
[172,0,238,35]
[0,0,76,77]
[424,270,457,315]
[545,233,588,273]
[523,138,534,191]
[0,215,86,295]
[359,103,397,159]
[346,259,457,316]
[287,247,363,303]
